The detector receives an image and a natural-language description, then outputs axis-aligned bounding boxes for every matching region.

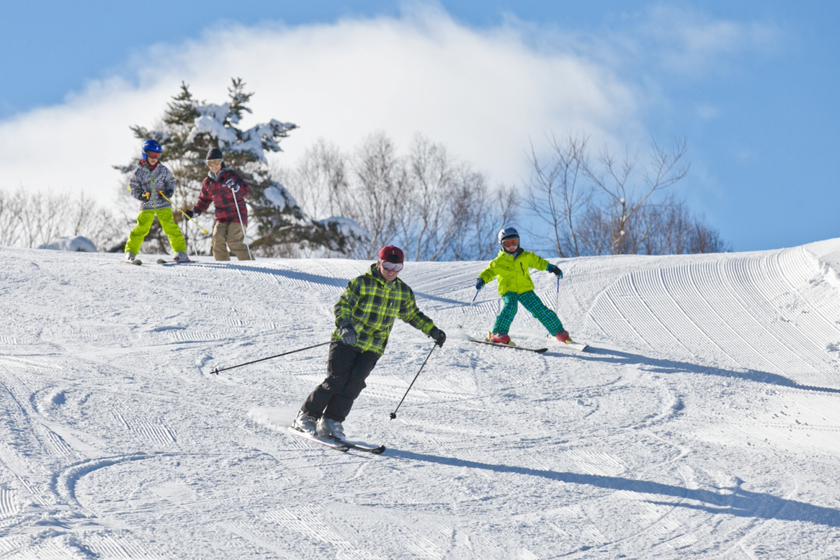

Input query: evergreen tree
[116,78,358,256]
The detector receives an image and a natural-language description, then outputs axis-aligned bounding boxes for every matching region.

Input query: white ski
[287,427,349,452]
[550,336,590,352]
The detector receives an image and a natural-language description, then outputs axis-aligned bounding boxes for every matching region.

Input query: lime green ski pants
[125,208,187,255]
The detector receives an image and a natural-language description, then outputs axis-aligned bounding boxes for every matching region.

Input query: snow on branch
[186,99,297,163]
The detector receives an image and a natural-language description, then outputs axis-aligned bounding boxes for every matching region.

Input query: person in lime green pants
[125,208,187,256]
[124,139,189,264]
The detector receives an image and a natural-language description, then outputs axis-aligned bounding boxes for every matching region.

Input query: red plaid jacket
[194,169,250,225]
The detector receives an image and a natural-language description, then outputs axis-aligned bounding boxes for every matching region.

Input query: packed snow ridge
[2,239,840,559]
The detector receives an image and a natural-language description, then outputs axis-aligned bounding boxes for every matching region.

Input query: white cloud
[637,5,782,74]
[2,5,776,205]
[0,6,641,204]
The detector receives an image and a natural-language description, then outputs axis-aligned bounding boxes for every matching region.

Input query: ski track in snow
[0,243,840,558]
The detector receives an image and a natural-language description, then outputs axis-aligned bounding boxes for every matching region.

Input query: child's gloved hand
[475,278,485,290]
[547,264,563,278]
[223,179,240,193]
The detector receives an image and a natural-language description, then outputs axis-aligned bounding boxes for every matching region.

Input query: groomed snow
[2,240,840,558]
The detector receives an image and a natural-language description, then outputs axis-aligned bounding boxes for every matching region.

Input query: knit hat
[378,245,404,263]
[206,147,223,161]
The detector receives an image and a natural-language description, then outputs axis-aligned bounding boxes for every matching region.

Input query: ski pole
[156,191,208,234]
[470,289,480,306]
[389,343,437,420]
[209,341,331,375]
[229,187,253,260]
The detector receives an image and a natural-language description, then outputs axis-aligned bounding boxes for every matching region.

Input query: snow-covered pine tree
[116,78,358,257]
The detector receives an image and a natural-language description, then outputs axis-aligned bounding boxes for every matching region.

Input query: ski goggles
[502,237,520,248]
[206,159,222,167]
[381,260,404,272]
[146,152,161,159]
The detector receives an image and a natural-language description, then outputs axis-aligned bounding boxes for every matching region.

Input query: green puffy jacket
[333,264,436,355]
[478,248,550,295]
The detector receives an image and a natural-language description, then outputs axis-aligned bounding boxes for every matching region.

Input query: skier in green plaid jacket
[293,245,446,441]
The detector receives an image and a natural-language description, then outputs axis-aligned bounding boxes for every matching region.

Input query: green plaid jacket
[333,264,436,355]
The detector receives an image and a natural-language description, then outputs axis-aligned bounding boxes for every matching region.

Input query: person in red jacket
[185,148,252,261]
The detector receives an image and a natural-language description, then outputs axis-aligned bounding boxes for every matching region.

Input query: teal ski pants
[492,290,564,336]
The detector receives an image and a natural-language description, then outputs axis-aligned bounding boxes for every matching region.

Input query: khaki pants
[212,222,251,261]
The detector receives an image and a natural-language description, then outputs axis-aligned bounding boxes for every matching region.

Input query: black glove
[429,327,446,347]
[475,278,485,290]
[339,323,357,346]
[223,179,240,193]
[547,264,563,278]
[183,209,195,219]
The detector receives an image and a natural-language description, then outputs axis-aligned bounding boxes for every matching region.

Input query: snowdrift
[1,239,840,558]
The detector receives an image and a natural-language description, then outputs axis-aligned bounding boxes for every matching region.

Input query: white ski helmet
[497,226,520,246]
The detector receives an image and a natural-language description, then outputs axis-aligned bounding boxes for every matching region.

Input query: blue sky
[2,1,838,252]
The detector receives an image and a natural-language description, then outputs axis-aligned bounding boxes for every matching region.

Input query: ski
[124,259,142,265]
[156,259,194,266]
[287,427,349,452]
[339,439,386,454]
[550,337,590,352]
[467,338,548,353]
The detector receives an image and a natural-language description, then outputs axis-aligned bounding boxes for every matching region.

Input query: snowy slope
[1,240,840,559]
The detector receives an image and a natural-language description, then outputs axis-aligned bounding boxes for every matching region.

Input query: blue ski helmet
[497,226,520,246]
[142,139,162,160]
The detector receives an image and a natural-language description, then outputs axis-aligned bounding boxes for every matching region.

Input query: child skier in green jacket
[475,227,571,346]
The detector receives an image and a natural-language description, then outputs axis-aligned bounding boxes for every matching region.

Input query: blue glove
[547,264,563,278]
[475,278,485,290]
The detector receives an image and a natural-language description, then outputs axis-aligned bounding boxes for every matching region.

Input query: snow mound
[38,236,97,252]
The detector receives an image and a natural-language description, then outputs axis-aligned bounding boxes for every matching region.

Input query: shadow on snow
[389,450,840,528]
[578,347,840,395]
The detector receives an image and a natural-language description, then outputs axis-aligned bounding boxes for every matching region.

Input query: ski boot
[292,411,318,435]
[316,417,346,442]
[488,332,514,346]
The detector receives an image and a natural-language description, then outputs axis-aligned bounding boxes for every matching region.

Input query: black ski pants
[302,341,380,422]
